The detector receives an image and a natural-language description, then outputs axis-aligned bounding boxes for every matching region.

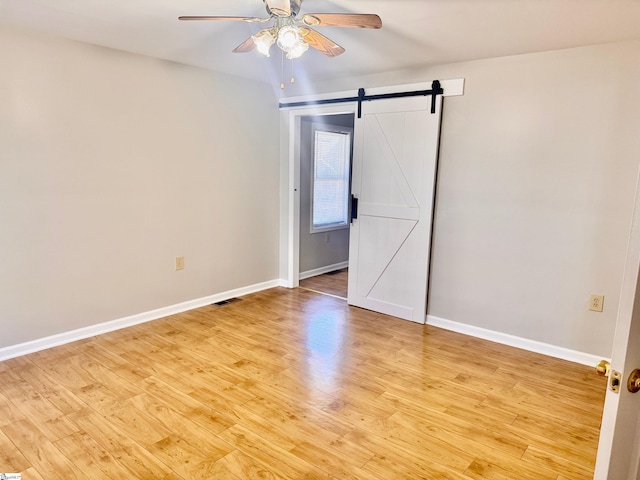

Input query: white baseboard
[2,287,604,367]
[299,261,349,280]
[426,315,608,367]
[0,279,282,362]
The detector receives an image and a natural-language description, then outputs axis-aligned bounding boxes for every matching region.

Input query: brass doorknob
[628,369,640,393]
[596,360,611,377]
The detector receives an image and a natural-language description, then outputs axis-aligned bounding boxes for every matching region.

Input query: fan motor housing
[264,0,301,17]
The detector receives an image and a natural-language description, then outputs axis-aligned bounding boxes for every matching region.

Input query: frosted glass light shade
[252,30,275,57]
[286,40,309,59]
[277,25,301,51]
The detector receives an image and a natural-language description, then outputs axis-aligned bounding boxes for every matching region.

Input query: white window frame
[310,123,353,233]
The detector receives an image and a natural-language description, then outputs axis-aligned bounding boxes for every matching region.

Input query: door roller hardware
[596,360,611,377]
[596,360,621,393]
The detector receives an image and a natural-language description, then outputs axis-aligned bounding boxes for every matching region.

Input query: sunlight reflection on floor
[303,296,347,396]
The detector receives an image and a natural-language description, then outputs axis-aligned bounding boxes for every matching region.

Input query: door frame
[278,79,465,288]
[280,104,358,289]
[594,168,640,478]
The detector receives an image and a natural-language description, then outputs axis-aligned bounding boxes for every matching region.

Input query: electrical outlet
[175,256,185,270]
[589,294,604,312]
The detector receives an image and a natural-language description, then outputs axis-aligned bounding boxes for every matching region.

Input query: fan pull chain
[290,59,295,84]
[280,51,285,90]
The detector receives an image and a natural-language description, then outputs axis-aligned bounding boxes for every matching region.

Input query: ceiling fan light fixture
[286,39,308,59]
[252,29,275,56]
[277,25,302,52]
[180,0,382,66]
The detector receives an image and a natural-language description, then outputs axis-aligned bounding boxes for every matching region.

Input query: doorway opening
[299,268,348,299]
[297,113,355,299]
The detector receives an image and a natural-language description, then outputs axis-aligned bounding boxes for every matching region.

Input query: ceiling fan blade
[178,16,268,23]
[299,13,382,29]
[301,28,345,57]
[232,37,257,54]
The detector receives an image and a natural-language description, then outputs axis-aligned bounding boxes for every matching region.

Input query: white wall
[281,40,640,357]
[428,42,640,357]
[0,25,280,348]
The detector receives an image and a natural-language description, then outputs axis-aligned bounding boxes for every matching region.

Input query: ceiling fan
[179,0,382,60]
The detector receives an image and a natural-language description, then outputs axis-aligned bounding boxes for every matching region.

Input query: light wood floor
[0,287,605,479]
[299,269,348,299]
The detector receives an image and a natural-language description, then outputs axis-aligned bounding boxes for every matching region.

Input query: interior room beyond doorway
[299,268,348,299]
[298,112,354,299]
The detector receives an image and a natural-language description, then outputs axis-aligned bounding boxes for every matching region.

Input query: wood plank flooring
[0,287,606,479]
[299,269,348,299]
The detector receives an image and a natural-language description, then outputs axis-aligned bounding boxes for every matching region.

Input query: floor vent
[213,297,242,306]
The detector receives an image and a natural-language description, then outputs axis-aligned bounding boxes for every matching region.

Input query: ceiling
[3,0,640,88]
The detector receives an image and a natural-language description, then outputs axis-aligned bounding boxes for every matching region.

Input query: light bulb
[277,25,301,52]
[286,40,309,59]
[252,30,275,57]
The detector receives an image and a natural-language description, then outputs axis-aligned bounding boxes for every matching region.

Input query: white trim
[286,111,302,288]
[310,122,353,234]
[280,78,465,108]
[0,279,282,362]
[426,314,608,367]
[299,261,349,280]
[285,104,358,289]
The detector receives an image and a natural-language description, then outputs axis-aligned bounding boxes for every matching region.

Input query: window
[311,124,352,232]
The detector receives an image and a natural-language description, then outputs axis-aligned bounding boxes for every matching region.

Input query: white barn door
[347,95,442,323]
